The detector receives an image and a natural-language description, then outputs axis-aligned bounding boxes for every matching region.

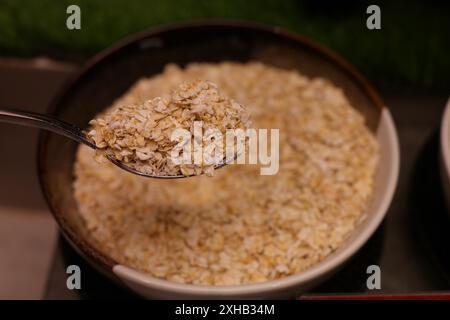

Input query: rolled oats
[87,79,250,176]
[74,62,379,286]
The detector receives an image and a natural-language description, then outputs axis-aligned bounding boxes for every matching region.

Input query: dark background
[1,0,449,89]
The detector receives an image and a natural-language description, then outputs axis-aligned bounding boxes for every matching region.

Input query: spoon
[0,107,231,179]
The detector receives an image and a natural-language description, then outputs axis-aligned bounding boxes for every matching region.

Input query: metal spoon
[0,107,231,179]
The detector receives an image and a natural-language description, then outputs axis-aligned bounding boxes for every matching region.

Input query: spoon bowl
[107,152,235,179]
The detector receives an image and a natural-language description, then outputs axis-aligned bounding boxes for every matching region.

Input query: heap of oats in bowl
[86,80,250,177]
[74,62,379,286]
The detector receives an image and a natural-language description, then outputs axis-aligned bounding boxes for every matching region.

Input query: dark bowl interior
[38,21,384,272]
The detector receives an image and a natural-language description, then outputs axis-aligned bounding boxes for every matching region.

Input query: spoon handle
[0,108,95,148]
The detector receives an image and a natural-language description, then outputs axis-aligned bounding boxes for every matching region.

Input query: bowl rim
[440,98,450,178]
[37,19,398,295]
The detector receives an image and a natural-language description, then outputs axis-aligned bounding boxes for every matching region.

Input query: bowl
[440,98,450,212]
[38,21,400,299]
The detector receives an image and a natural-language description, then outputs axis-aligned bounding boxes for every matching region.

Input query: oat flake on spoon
[87,80,250,177]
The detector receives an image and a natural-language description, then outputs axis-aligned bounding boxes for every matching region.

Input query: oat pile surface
[87,79,249,177]
[74,62,379,285]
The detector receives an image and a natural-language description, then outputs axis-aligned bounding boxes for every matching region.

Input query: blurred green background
[0,0,448,89]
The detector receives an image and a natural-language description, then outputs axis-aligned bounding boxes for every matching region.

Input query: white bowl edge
[439,97,450,211]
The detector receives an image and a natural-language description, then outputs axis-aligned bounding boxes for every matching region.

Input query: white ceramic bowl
[440,98,450,212]
[39,22,400,299]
